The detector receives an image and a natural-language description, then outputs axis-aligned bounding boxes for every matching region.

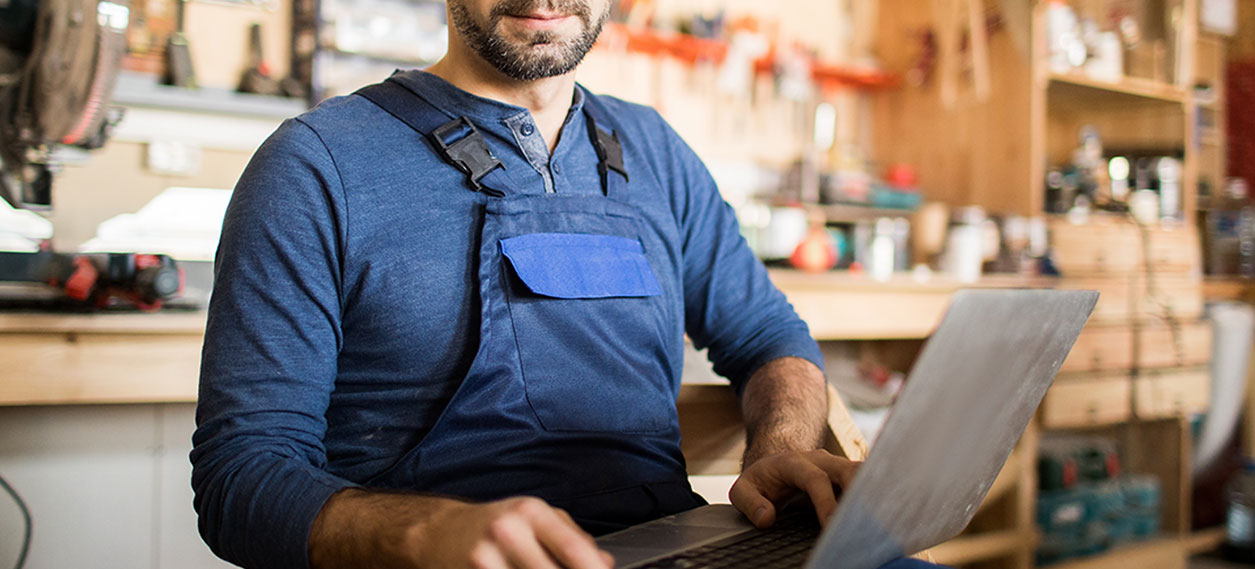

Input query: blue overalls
[351,77,948,569]
[355,77,706,535]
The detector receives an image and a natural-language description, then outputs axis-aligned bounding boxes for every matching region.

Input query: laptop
[597,289,1099,569]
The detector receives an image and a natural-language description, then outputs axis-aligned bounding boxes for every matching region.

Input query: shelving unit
[1046,73,1188,108]
[869,1,1224,568]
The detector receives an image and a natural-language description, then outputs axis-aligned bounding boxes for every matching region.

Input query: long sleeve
[658,117,825,393]
[191,118,355,569]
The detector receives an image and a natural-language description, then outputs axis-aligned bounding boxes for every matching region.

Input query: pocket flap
[501,233,662,299]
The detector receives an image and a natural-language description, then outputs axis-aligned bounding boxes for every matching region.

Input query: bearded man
[190,1,914,568]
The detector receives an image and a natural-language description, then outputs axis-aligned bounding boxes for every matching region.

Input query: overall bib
[356,77,705,535]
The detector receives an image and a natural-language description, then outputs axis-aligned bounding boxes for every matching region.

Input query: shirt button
[552,162,561,174]
[520,123,535,136]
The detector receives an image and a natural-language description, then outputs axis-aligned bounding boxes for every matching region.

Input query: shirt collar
[389,69,587,126]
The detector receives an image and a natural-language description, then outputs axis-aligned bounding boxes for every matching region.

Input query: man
[192,1,936,568]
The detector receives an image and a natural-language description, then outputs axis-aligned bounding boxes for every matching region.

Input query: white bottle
[1158,157,1181,221]
[870,217,896,282]
[1047,0,1080,73]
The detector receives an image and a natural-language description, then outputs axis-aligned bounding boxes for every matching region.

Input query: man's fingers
[489,512,562,569]
[793,465,839,524]
[529,503,613,569]
[809,452,860,488]
[468,540,512,569]
[728,478,777,528]
[731,452,861,529]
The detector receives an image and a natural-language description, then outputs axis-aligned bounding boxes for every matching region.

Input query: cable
[0,472,30,569]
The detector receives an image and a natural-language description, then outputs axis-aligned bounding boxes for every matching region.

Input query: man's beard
[448,0,608,81]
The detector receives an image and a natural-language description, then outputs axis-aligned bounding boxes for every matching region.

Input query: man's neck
[426,45,576,153]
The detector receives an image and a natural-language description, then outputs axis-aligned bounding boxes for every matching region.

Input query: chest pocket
[501,232,674,433]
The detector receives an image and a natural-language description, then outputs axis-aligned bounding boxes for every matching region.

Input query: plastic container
[1224,460,1255,563]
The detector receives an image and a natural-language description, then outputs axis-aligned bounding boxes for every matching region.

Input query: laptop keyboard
[632,513,821,569]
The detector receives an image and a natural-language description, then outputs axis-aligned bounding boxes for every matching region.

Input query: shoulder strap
[356,79,508,196]
[580,92,629,198]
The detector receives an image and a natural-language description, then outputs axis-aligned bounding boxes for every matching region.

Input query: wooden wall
[869,0,1037,215]
[1229,0,1255,60]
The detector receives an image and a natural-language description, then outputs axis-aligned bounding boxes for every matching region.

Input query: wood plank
[1059,274,1204,323]
[769,270,1056,340]
[1015,421,1040,569]
[1061,325,1134,373]
[871,0,1036,214]
[1044,538,1186,569]
[0,333,203,405]
[676,384,746,475]
[1139,320,1212,370]
[1057,276,1139,323]
[928,529,1034,566]
[786,287,951,340]
[1049,216,1200,276]
[0,311,207,334]
[1042,374,1133,429]
[1048,72,1188,107]
[1122,418,1193,536]
[825,384,869,461]
[1139,276,1207,323]
[1185,527,1227,554]
[1203,277,1255,302]
[1135,367,1212,419]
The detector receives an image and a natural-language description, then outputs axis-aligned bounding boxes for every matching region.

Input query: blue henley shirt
[191,70,824,569]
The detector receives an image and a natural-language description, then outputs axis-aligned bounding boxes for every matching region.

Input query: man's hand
[734,357,855,528]
[431,497,615,569]
[310,489,614,569]
[729,449,859,528]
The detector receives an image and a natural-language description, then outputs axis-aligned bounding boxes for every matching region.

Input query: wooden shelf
[0,311,206,406]
[1203,276,1255,302]
[768,200,918,222]
[0,311,206,335]
[112,72,307,119]
[769,269,1056,340]
[1043,537,1186,569]
[1185,527,1226,555]
[930,529,1035,567]
[1047,73,1188,109]
[820,203,917,222]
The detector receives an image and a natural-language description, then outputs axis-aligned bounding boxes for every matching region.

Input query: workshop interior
[0,0,1254,568]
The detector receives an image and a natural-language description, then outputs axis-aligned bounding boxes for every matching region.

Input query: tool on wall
[162,0,196,87]
[236,21,306,98]
[238,22,282,96]
[932,0,991,107]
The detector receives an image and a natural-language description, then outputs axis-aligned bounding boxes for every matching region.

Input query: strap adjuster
[587,116,628,183]
[429,117,505,192]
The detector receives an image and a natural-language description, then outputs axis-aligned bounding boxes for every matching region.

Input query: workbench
[0,270,1053,406]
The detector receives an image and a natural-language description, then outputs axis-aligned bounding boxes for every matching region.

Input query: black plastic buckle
[589,120,628,182]
[429,117,505,192]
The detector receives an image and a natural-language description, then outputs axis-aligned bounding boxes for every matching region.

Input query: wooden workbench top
[0,271,1053,337]
[0,310,207,335]
[768,269,1055,340]
[0,270,1052,406]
